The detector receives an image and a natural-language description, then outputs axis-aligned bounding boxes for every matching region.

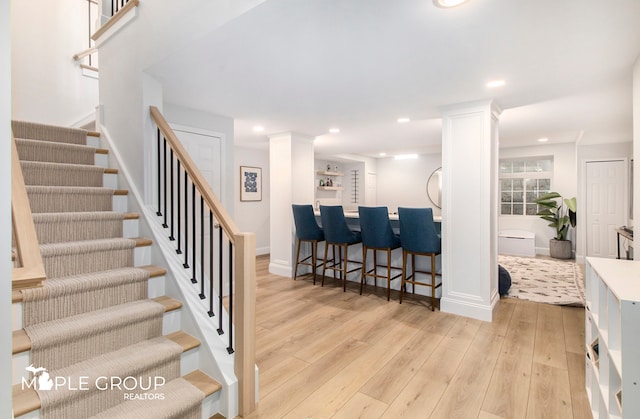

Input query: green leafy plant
[535,192,577,241]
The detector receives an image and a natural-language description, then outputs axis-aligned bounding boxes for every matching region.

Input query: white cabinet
[585,257,640,419]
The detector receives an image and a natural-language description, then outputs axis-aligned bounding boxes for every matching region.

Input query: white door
[171,125,225,294]
[172,127,222,197]
[586,160,627,258]
[365,172,377,206]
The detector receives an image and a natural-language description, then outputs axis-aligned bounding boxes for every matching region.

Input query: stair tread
[12,297,183,354]
[183,370,223,397]
[88,131,100,137]
[12,333,202,417]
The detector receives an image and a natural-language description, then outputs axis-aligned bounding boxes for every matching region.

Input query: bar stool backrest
[398,207,441,254]
[358,206,400,249]
[292,204,324,241]
[319,205,360,245]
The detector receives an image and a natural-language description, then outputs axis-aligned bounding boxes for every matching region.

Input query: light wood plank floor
[247,255,590,419]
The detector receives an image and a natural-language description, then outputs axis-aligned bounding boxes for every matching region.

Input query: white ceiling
[147,0,640,158]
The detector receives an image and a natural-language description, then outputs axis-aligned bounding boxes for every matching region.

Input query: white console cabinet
[585,257,640,419]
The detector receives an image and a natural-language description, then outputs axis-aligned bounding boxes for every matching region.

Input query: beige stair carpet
[21,267,150,325]
[21,161,105,187]
[35,337,183,419]
[12,120,88,145]
[26,299,166,371]
[39,238,136,279]
[27,186,114,213]
[15,138,97,165]
[89,377,205,419]
[33,212,125,244]
[15,119,207,418]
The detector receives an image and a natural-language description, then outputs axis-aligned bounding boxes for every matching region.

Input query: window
[499,158,552,215]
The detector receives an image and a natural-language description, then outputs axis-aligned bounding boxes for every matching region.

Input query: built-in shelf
[585,257,640,419]
[317,186,344,191]
[316,170,344,177]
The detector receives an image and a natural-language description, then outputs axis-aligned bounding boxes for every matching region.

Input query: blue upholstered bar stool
[398,207,442,310]
[319,205,362,292]
[292,204,325,284]
[358,206,402,301]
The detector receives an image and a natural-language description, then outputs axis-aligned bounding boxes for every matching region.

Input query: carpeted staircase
[11,121,222,418]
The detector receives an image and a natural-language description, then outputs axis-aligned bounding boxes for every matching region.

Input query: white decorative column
[440,100,501,321]
[268,132,315,277]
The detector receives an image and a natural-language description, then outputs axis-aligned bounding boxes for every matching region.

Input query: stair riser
[41,245,150,279]
[22,167,104,188]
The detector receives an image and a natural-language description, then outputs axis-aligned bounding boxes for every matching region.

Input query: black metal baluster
[191,183,197,284]
[156,129,162,216]
[199,196,205,299]
[183,173,189,269]
[162,139,168,228]
[176,161,182,254]
[217,229,224,335]
[227,241,234,354]
[169,149,175,240]
[208,210,215,317]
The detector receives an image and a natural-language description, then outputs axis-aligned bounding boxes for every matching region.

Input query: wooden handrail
[11,133,46,291]
[150,106,241,243]
[150,106,256,416]
[91,0,139,41]
[73,47,98,61]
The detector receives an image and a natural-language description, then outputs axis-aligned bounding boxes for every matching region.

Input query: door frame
[169,123,227,209]
[579,157,629,263]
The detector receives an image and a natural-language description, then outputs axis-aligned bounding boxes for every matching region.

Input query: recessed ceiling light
[537,137,549,143]
[394,154,419,160]
[487,80,506,88]
[379,152,387,157]
[329,128,340,134]
[397,117,410,123]
[433,0,469,8]
[252,125,264,132]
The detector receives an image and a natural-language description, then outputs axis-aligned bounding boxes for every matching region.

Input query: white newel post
[440,100,501,322]
[268,132,315,277]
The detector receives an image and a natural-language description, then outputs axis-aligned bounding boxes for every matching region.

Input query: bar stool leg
[430,253,436,311]
[321,243,330,287]
[411,253,416,294]
[342,244,348,292]
[400,250,407,304]
[386,248,391,301]
[373,250,378,289]
[293,237,302,280]
[311,241,317,285]
[360,245,367,295]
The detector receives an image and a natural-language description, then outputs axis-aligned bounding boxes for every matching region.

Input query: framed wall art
[240,166,262,201]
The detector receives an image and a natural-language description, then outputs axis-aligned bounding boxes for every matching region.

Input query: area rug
[498,255,585,307]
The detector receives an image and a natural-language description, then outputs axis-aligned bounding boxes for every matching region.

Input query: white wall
[2,2,13,416]
[234,146,270,255]
[499,142,577,255]
[376,153,442,216]
[163,103,235,212]
[98,0,266,200]
[11,0,98,125]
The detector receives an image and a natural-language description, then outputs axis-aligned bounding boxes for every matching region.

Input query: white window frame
[499,157,553,216]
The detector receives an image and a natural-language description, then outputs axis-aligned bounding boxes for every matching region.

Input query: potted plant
[535,192,577,259]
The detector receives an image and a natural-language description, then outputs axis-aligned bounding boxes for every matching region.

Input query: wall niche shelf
[317,186,344,191]
[585,257,640,419]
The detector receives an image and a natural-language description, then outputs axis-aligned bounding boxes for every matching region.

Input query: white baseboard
[269,261,292,278]
[256,246,270,256]
[440,294,498,322]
